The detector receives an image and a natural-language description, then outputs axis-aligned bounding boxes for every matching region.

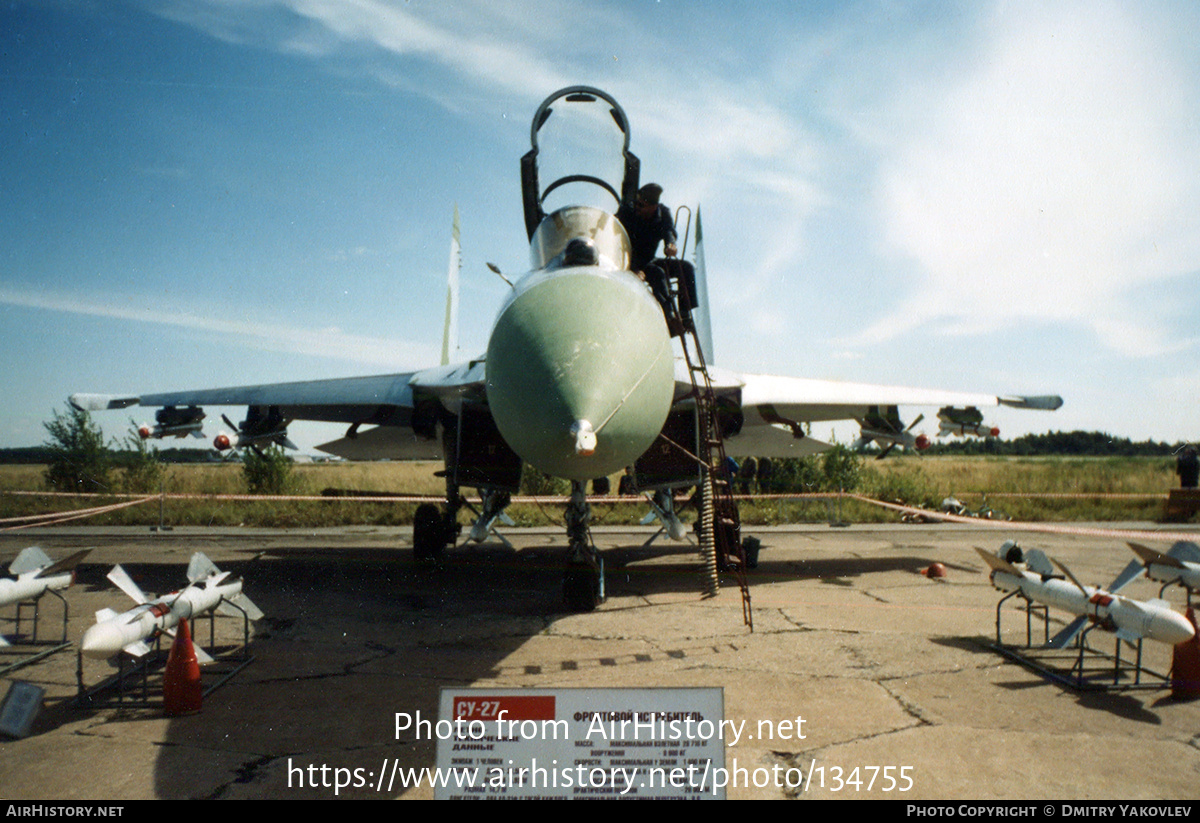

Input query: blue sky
[2,0,1198,453]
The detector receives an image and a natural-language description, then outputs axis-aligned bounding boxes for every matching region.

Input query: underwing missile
[851,407,928,458]
[938,421,1000,438]
[138,421,204,439]
[138,405,206,440]
[81,553,263,661]
[937,406,999,439]
[975,545,1194,648]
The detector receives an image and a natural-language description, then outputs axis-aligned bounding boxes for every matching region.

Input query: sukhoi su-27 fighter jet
[72,86,1062,611]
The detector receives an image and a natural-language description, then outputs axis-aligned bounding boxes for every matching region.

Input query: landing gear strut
[562,480,604,612]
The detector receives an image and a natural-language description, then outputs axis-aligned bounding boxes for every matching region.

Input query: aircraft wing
[690,367,1062,458]
[70,360,488,461]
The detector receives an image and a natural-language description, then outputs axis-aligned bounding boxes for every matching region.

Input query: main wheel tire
[413,503,444,560]
[563,567,599,612]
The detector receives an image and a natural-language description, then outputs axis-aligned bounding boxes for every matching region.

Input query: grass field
[0,454,1188,529]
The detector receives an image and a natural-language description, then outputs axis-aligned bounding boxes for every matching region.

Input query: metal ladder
[664,213,752,630]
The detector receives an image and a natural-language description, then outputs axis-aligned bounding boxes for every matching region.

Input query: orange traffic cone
[163,620,203,716]
[1171,607,1200,700]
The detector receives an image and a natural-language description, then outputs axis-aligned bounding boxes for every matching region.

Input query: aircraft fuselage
[485,206,675,480]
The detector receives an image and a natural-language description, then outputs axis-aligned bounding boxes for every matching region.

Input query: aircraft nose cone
[486,268,674,479]
[572,420,597,455]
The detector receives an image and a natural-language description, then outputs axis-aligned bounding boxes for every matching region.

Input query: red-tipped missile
[976,546,1194,647]
[938,422,999,438]
[81,553,263,661]
[213,433,232,451]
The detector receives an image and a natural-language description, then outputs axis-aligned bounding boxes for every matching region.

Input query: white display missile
[0,547,90,647]
[1126,541,1200,592]
[81,553,263,661]
[976,545,1194,648]
[0,547,90,611]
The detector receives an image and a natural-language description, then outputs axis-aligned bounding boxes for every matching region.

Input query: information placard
[431,687,726,799]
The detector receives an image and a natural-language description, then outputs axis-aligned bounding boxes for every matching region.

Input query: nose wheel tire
[563,564,600,612]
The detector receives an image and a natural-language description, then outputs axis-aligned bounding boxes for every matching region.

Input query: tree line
[922,430,1188,457]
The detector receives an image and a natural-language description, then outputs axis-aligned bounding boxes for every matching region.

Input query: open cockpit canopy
[521,86,641,241]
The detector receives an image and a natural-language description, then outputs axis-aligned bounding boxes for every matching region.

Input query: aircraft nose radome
[572,420,597,456]
[486,269,674,479]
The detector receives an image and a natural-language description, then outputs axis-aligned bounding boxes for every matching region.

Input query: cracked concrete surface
[1,523,1199,799]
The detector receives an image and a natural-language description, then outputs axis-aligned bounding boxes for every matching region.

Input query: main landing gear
[412,470,463,561]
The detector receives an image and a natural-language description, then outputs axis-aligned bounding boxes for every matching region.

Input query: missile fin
[1023,549,1055,577]
[1129,542,1178,568]
[1109,558,1146,594]
[187,553,220,584]
[1047,615,1088,649]
[1114,627,1141,644]
[217,592,264,621]
[9,547,53,576]
[974,547,1021,575]
[107,565,148,605]
[36,549,92,578]
[1168,541,1200,565]
[123,640,152,658]
[1052,559,1088,594]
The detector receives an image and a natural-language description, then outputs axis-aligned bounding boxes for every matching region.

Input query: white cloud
[854,1,1200,355]
[0,288,436,368]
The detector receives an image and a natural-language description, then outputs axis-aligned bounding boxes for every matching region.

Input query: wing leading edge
[70,360,489,461]
[702,370,1062,458]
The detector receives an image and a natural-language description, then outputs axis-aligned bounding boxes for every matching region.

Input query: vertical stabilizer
[441,204,461,366]
[692,206,714,364]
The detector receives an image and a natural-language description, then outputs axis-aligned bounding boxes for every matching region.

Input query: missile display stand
[986,588,1172,692]
[0,590,73,677]
[75,604,256,710]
